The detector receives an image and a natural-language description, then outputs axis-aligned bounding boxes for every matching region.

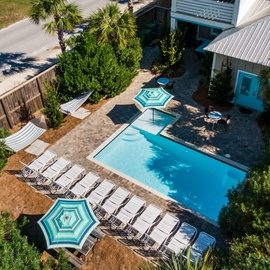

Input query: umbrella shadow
[107,104,139,125]
[17,213,47,251]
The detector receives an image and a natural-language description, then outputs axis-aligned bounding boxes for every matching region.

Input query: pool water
[94,109,246,221]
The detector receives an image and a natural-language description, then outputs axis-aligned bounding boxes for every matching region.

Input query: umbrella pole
[152,109,155,122]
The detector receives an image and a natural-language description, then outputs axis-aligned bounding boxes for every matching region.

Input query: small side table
[157,77,169,87]
[208,111,222,130]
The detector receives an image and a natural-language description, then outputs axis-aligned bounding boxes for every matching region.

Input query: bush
[209,60,234,105]
[218,165,270,269]
[0,128,10,138]
[139,251,214,270]
[200,52,214,89]
[0,142,10,172]
[224,234,270,270]
[43,80,64,128]
[0,211,74,270]
[152,28,185,75]
[57,32,142,103]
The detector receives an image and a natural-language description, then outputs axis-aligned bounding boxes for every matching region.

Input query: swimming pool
[93,109,246,221]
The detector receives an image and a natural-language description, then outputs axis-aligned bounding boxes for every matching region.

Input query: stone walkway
[43,46,263,254]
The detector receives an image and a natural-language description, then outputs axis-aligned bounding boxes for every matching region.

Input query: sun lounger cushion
[0,121,46,152]
[60,92,92,114]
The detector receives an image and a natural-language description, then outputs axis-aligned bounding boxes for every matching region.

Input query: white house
[170,0,270,111]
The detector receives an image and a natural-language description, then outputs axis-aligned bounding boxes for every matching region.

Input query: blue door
[234,71,263,111]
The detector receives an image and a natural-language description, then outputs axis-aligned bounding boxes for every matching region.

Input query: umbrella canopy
[133,87,174,109]
[38,198,100,249]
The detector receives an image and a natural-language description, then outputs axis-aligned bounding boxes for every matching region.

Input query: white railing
[175,0,235,23]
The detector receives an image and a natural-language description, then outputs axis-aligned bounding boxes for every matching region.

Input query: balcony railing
[175,0,235,24]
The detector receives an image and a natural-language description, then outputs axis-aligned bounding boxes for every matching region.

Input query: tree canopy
[29,0,82,52]
[88,2,137,50]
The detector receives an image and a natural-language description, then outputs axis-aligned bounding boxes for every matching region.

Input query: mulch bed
[192,84,233,112]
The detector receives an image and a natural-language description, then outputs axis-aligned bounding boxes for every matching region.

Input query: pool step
[122,128,144,142]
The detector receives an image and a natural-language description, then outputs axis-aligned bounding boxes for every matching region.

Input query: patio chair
[0,120,47,152]
[95,186,130,220]
[35,157,71,184]
[161,222,197,259]
[49,164,86,193]
[165,81,175,92]
[141,213,180,252]
[60,92,92,115]
[217,114,231,131]
[86,179,115,207]
[20,150,57,178]
[108,195,146,230]
[64,172,100,199]
[124,204,162,241]
[184,232,216,264]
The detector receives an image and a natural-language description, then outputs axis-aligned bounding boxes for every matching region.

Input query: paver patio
[41,46,262,244]
[12,46,264,266]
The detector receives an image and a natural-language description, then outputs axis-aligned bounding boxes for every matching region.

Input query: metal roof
[205,14,270,67]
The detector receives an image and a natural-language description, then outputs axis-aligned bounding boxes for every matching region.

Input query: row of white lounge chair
[20,150,216,264]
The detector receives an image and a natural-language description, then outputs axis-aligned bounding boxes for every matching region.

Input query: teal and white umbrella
[133,87,174,121]
[38,198,100,249]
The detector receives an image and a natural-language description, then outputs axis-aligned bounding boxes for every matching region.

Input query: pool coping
[160,110,249,172]
[87,108,248,227]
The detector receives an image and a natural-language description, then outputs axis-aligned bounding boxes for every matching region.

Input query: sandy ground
[1,100,146,270]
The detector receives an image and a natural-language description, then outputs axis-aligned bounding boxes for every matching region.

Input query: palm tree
[29,0,82,53]
[88,3,137,50]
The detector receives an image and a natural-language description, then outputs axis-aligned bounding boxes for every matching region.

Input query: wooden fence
[0,66,56,129]
[0,5,170,130]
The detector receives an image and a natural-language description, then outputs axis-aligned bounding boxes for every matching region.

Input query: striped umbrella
[133,87,173,121]
[38,198,100,249]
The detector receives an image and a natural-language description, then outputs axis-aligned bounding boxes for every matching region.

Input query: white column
[170,18,177,30]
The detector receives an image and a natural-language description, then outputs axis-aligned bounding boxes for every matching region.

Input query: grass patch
[0,0,31,29]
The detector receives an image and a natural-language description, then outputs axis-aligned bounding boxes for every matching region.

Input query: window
[211,28,222,36]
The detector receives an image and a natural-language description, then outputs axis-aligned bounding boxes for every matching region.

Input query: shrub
[0,128,10,138]
[224,234,270,270]
[57,32,142,103]
[209,59,234,105]
[152,28,185,75]
[218,165,270,269]
[0,211,74,269]
[43,80,64,128]
[0,142,10,172]
[139,251,214,270]
[200,52,214,89]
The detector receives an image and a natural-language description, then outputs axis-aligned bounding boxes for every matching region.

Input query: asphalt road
[0,0,125,92]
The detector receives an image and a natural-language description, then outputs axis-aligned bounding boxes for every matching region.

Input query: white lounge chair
[60,92,92,114]
[109,195,146,230]
[125,204,162,240]
[161,222,197,258]
[185,232,216,264]
[141,213,180,251]
[35,157,71,184]
[20,150,57,178]
[64,172,100,199]
[0,121,46,152]
[49,164,85,193]
[95,187,130,220]
[86,179,115,207]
